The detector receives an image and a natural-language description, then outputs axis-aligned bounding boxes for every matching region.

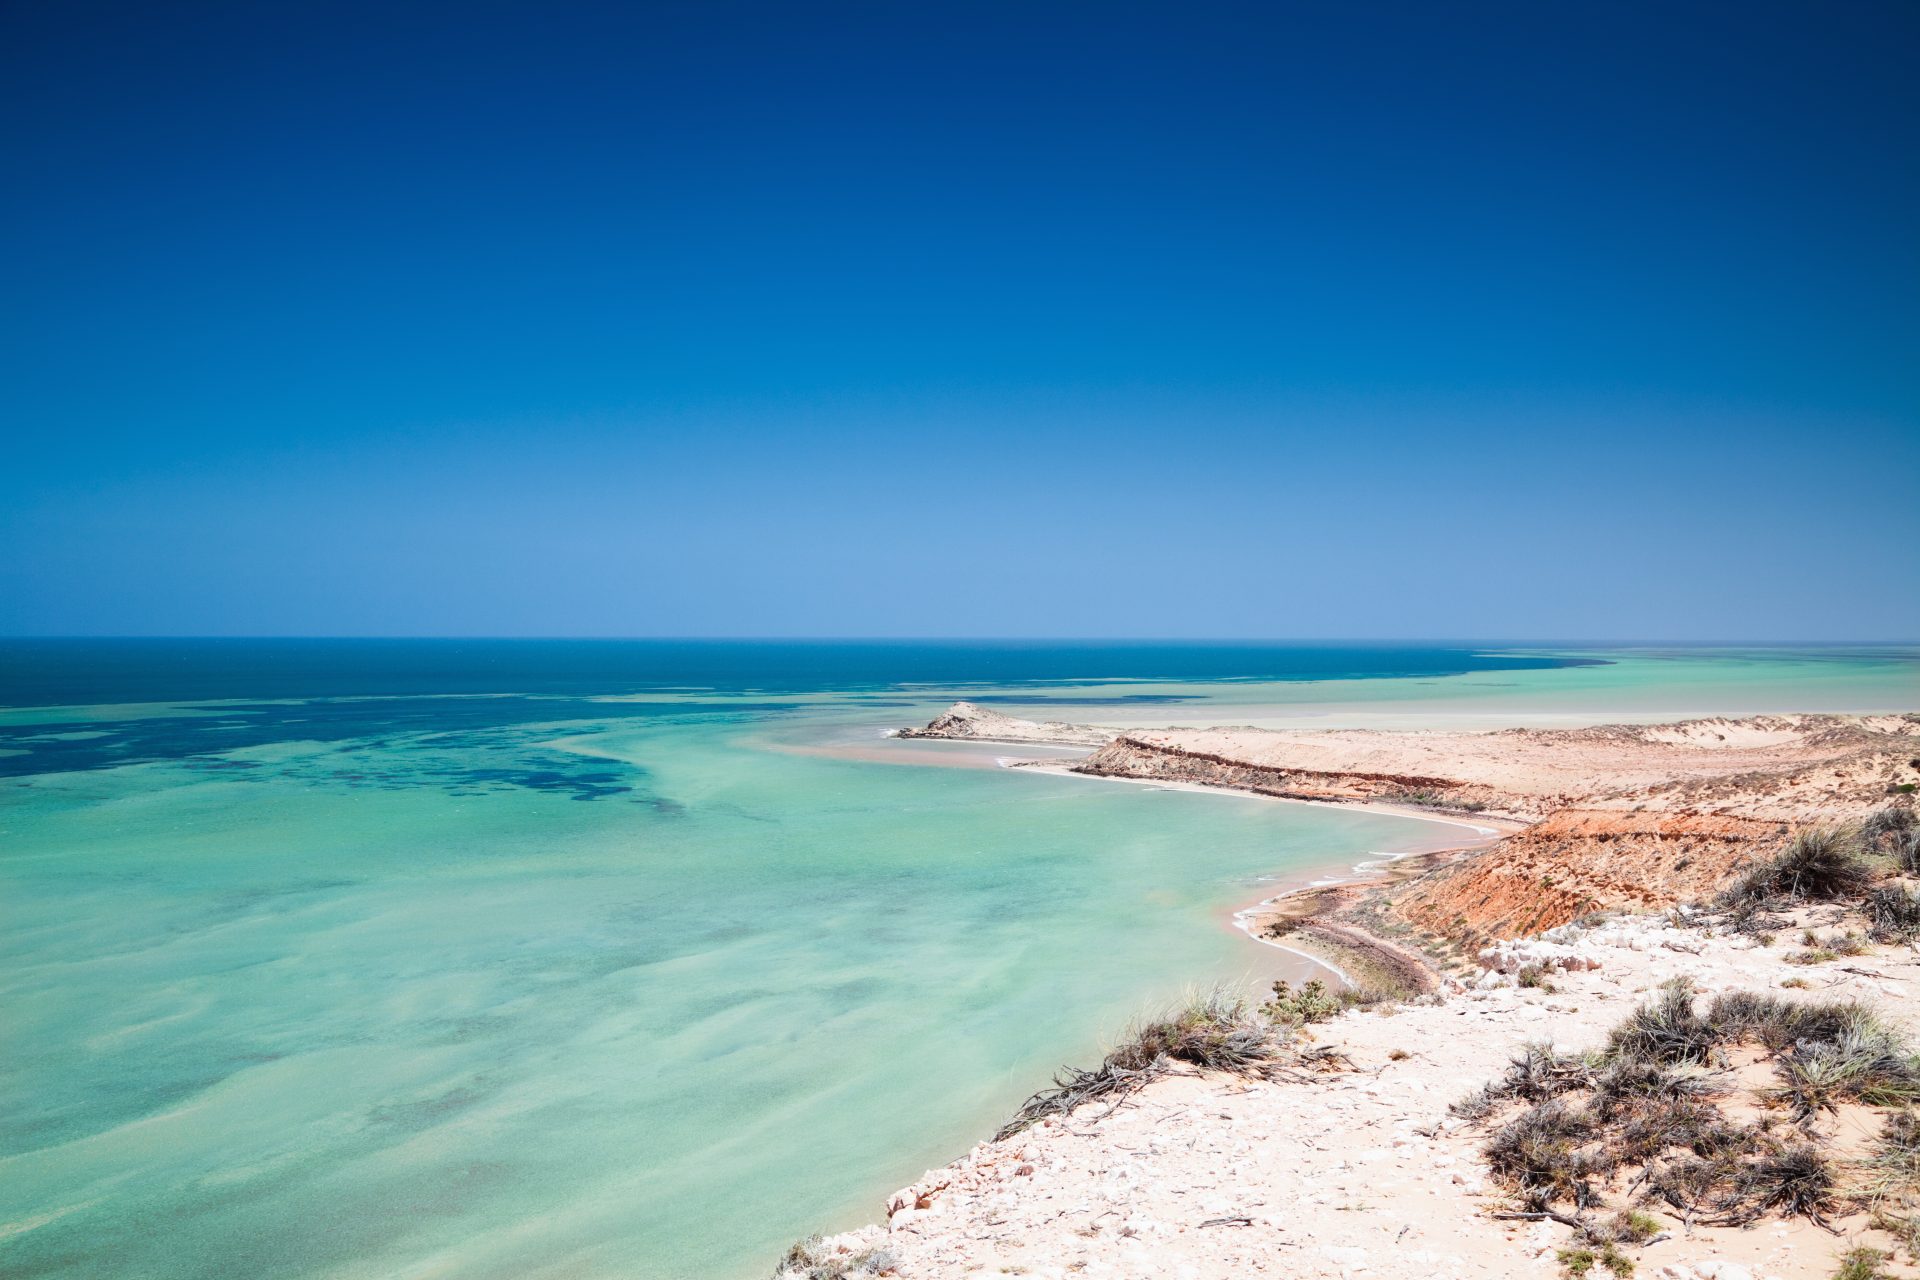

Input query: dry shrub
[997,988,1285,1139]
[774,1237,899,1279]
[1723,826,1874,906]
[1466,984,1920,1241]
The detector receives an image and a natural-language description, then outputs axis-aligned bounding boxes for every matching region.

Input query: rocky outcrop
[894,701,1115,748]
[1382,809,1789,952]
[1476,911,1708,984]
[905,703,1917,959]
[1073,735,1504,813]
[1070,713,1920,822]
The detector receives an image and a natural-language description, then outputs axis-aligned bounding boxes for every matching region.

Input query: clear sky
[3,2,1916,640]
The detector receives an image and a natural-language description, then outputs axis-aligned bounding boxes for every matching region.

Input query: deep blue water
[0,640,1599,784]
[0,637,1596,706]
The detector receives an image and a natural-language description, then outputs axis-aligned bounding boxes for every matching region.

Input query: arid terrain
[787,904,1920,1280]
[905,705,1920,969]
[1065,713,1920,823]
[785,707,1920,1280]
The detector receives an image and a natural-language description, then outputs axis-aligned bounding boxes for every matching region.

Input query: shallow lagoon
[2,643,1915,1279]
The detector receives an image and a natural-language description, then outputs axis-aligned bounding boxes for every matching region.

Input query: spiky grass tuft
[1723,826,1874,906]
[996,988,1286,1139]
[1868,884,1920,941]
[1482,1099,1610,1210]
[1829,1247,1896,1280]
[1861,807,1917,858]
[1606,979,1718,1066]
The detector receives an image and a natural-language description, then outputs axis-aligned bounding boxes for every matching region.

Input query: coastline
[802,903,1920,1280]
[770,713,1497,993]
[796,723,1519,990]
[776,703,1920,1280]
[1000,756,1514,990]
[1004,755,1522,838]
[1228,845,1479,992]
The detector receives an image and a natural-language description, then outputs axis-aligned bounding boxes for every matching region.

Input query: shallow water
[1,642,1915,1279]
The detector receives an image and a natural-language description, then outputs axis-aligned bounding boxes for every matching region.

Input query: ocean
[2,641,1916,1278]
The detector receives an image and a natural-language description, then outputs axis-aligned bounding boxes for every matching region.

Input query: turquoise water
[3,643,1916,1279]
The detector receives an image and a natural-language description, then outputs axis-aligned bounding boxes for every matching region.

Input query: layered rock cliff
[899,702,1920,955]
[1381,808,1791,951]
[1071,734,1506,814]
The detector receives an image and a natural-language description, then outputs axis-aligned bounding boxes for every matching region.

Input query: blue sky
[4,2,1916,640]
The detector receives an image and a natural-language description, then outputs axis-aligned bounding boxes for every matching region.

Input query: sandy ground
[777,704,1920,1279]
[1074,715,1920,822]
[803,910,1920,1280]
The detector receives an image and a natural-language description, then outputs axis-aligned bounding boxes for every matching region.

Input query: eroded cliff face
[1074,713,1920,822]
[1378,809,1790,954]
[1072,727,1909,957]
[1072,735,1508,814]
[903,701,1920,958]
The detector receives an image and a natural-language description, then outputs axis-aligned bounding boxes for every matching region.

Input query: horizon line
[4,635,1918,648]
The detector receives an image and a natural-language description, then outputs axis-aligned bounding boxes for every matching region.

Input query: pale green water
[2,643,1915,1279]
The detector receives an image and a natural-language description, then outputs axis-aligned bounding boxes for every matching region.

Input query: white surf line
[1234,908,1357,985]
[1226,849,1419,987]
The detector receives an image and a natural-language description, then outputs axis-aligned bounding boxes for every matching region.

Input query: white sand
[806,908,1920,1280]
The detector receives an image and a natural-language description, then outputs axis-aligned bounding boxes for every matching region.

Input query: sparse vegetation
[1388,786,1488,813]
[997,989,1287,1139]
[1870,884,1920,941]
[1557,1246,1597,1275]
[1706,990,1882,1052]
[1518,963,1559,992]
[1767,1015,1920,1116]
[1863,807,1917,855]
[1830,1247,1896,1280]
[1724,899,1790,939]
[1865,1110,1920,1268]
[1596,1209,1664,1244]
[1722,825,1875,906]
[773,1237,898,1279]
[1461,981,1920,1253]
[1261,977,1386,1027]
[1739,1143,1838,1224]
[1475,1041,1602,1109]
[1557,1242,1634,1277]
[1867,1110,1920,1193]
[1485,1099,1608,1208]
[1605,978,1718,1065]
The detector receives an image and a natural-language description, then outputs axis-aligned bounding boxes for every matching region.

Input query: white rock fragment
[1691,1263,1755,1280]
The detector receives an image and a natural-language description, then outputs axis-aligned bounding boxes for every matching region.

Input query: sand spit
[778,706,1920,1279]
[893,701,1117,748]
[1072,714,1920,823]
